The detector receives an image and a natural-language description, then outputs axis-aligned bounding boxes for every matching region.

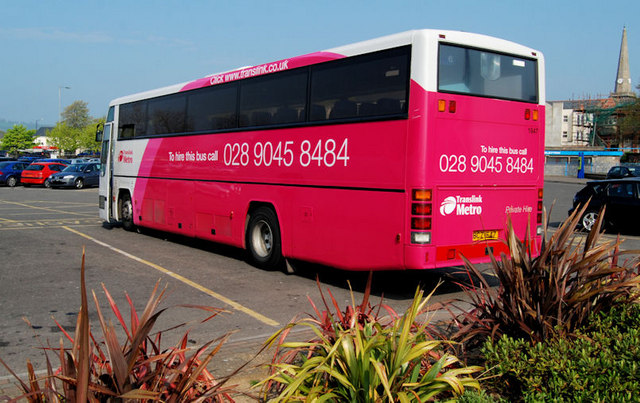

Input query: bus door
[98,121,115,222]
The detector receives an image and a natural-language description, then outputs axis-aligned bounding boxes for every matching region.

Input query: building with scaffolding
[545,27,637,176]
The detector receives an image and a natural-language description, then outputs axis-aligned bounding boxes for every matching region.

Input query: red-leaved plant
[0,248,247,402]
[448,203,640,349]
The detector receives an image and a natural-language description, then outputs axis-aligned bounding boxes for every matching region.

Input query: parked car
[568,177,640,232]
[20,162,68,187]
[606,165,640,179]
[49,163,101,189]
[36,158,72,165]
[0,161,29,187]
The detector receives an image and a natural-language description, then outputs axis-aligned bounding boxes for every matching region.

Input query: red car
[21,162,68,187]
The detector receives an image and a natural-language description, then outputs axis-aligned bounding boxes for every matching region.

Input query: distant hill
[0,119,51,131]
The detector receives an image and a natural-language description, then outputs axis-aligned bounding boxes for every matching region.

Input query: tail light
[438,100,456,113]
[536,187,544,235]
[411,189,432,244]
[411,217,432,230]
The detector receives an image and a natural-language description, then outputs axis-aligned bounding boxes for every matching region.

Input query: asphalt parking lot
[0,186,465,386]
[1,180,639,396]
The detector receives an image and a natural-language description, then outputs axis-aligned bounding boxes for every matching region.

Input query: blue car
[0,161,29,187]
[48,162,101,189]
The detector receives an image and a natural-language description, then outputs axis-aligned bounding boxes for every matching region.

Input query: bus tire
[120,193,135,232]
[246,207,283,270]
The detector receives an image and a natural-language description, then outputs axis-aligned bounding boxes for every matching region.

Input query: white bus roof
[110,29,543,106]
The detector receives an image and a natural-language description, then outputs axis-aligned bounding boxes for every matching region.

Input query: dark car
[606,165,640,179]
[36,158,72,164]
[0,161,29,187]
[20,162,68,187]
[568,177,640,231]
[49,163,101,189]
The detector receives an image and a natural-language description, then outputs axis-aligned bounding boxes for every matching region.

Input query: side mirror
[95,122,104,142]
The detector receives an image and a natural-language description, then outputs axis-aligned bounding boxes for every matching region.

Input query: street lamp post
[58,86,71,121]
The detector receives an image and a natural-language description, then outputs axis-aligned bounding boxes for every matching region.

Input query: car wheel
[75,178,84,189]
[120,193,135,232]
[580,210,599,232]
[6,176,17,187]
[246,207,283,270]
[44,178,51,188]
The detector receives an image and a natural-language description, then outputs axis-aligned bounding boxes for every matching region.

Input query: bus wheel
[120,194,135,232]
[246,207,283,270]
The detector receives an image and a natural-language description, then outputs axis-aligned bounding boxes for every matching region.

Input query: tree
[48,118,102,155]
[62,100,91,129]
[0,124,35,154]
[47,123,78,154]
[618,99,640,146]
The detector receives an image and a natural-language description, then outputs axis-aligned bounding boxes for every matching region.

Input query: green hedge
[482,303,640,402]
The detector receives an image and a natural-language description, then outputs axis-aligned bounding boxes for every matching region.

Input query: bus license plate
[473,230,499,242]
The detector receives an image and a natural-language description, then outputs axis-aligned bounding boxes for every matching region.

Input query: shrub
[0,249,243,402]
[448,389,507,403]
[482,303,640,402]
[449,204,640,348]
[258,274,482,401]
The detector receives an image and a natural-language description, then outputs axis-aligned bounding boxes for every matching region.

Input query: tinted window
[117,46,410,139]
[119,101,147,139]
[239,70,307,127]
[147,94,187,135]
[310,46,410,121]
[106,106,115,122]
[187,85,238,131]
[25,164,44,171]
[439,44,538,103]
[608,182,635,198]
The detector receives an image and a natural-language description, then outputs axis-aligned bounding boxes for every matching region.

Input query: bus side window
[119,124,135,139]
[119,101,147,139]
[330,99,357,119]
[187,84,238,132]
[310,46,409,122]
[309,104,327,120]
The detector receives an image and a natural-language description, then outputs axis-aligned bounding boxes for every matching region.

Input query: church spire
[612,26,635,99]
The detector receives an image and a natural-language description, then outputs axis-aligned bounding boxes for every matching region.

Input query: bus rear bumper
[404,240,515,269]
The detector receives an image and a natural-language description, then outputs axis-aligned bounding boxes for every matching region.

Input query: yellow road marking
[0,200,94,217]
[62,226,279,327]
[0,225,97,231]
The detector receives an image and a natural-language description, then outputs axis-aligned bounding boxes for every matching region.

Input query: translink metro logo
[440,195,483,216]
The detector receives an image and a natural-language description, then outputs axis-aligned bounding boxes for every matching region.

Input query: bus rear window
[438,44,537,103]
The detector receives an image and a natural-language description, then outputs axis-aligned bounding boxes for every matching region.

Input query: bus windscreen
[438,44,538,103]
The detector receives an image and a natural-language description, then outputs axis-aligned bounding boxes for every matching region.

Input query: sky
[1,0,638,127]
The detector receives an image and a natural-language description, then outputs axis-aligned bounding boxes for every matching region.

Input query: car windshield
[25,164,44,171]
[0,162,12,168]
[62,164,88,172]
